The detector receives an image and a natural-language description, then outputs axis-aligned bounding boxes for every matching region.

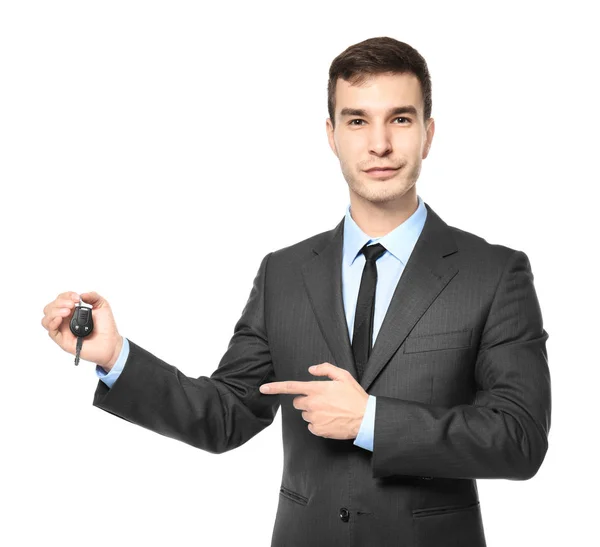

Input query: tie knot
[360,242,386,262]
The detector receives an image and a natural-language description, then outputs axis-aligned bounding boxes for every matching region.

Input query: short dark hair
[327,37,432,128]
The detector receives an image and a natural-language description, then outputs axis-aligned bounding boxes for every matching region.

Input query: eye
[348,117,411,126]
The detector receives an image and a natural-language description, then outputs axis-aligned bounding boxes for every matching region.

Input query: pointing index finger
[260,380,314,395]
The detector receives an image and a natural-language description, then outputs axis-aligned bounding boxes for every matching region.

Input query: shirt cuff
[95,337,130,389]
[353,395,376,452]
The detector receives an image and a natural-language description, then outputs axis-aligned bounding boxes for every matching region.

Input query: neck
[349,188,419,238]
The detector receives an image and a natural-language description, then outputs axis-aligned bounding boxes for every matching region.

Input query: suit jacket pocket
[279,484,309,506]
[413,502,486,547]
[413,501,486,546]
[404,328,473,354]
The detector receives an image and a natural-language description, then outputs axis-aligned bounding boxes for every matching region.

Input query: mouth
[364,167,400,178]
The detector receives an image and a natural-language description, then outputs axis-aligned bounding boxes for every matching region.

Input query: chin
[356,187,403,204]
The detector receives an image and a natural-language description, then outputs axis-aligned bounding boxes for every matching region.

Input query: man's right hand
[41,291,123,372]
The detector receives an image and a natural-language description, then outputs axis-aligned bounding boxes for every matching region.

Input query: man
[42,36,551,546]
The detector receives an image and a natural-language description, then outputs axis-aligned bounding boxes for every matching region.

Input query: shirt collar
[343,194,428,267]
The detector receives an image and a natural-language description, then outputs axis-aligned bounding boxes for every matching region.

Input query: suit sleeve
[92,252,280,454]
[372,250,551,481]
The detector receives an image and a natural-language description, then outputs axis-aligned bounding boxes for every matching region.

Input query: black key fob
[70,304,94,338]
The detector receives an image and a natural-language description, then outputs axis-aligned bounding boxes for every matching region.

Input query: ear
[325,118,339,158]
[422,117,435,159]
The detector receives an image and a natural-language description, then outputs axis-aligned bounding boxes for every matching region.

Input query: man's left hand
[259,363,369,440]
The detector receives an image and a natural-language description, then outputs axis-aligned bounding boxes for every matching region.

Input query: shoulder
[267,222,340,265]
[424,202,528,274]
[453,224,515,256]
[445,220,531,279]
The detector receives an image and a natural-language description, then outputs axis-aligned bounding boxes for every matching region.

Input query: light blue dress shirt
[96,195,428,453]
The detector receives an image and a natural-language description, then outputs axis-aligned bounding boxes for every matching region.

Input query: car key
[69,297,94,366]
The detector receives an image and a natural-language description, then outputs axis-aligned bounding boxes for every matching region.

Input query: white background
[1,1,597,545]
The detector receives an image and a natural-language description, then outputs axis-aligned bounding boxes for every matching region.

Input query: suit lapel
[301,202,459,392]
[300,216,356,379]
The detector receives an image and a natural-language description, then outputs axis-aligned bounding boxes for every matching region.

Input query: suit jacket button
[339,507,350,522]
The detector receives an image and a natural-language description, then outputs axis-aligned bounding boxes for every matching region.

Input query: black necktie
[352,242,387,381]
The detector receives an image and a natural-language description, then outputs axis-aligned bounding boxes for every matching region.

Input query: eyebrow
[339,106,419,119]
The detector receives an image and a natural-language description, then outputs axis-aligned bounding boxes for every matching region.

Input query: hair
[327,37,432,129]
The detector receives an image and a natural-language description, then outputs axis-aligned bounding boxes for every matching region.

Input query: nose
[368,124,393,156]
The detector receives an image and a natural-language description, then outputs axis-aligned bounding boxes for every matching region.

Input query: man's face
[326,72,435,207]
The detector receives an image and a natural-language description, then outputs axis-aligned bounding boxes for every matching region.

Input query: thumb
[79,291,107,308]
[308,362,347,381]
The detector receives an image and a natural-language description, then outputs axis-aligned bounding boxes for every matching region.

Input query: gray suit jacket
[93,202,551,547]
